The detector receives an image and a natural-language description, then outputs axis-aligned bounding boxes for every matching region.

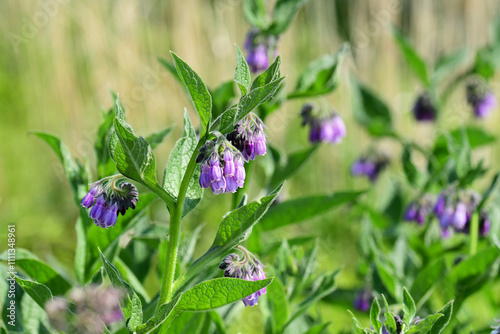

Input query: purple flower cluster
[45,285,124,334]
[467,80,497,118]
[301,103,347,144]
[404,195,433,224]
[199,150,246,195]
[353,288,374,312]
[431,189,490,237]
[199,113,267,195]
[81,179,138,228]
[219,248,267,307]
[412,93,437,121]
[244,29,278,73]
[351,153,389,182]
[228,113,267,161]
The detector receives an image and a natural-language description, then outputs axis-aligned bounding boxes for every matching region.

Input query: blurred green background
[1,0,500,332]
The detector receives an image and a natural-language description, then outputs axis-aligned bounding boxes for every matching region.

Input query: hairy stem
[158,140,204,307]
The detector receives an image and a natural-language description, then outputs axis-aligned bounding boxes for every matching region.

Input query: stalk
[469,212,479,255]
[157,140,204,307]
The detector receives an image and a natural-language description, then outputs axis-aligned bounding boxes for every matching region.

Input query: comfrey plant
[300,103,347,144]
[350,288,453,334]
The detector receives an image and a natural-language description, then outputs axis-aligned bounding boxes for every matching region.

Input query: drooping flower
[227,112,267,161]
[244,29,278,73]
[404,195,433,225]
[353,289,374,312]
[219,247,267,307]
[467,79,497,118]
[81,177,139,229]
[433,188,490,237]
[351,152,389,182]
[300,103,347,144]
[412,93,437,121]
[198,139,247,195]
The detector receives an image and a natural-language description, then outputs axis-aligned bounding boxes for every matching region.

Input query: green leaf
[407,314,443,334]
[31,132,88,203]
[95,109,118,178]
[370,298,382,332]
[3,255,72,296]
[146,125,175,149]
[286,270,339,326]
[410,258,447,302]
[288,45,348,99]
[267,0,310,35]
[99,249,143,332]
[260,191,364,230]
[392,26,429,86]
[164,312,204,334]
[402,144,425,187]
[266,277,289,332]
[473,45,500,80]
[304,323,331,334]
[351,79,393,137]
[162,111,203,218]
[217,105,238,134]
[177,277,272,311]
[449,247,500,284]
[235,76,286,124]
[137,278,272,333]
[243,0,268,29]
[432,49,467,84]
[382,295,397,334]
[115,258,151,303]
[174,185,283,292]
[171,52,212,136]
[348,310,370,334]
[158,57,182,84]
[212,81,236,119]
[113,118,157,185]
[14,276,52,309]
[251,56,282,90]
[402,287,416,324]
[429,300,453,334]
[269,145,318,189]
[234,44,251,96]
[211,184,283,248]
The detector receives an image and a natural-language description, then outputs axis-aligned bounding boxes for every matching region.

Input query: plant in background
[412,92,437,122]
[466,78,498,118]
[300,103,347,144]
[351,151,390,182]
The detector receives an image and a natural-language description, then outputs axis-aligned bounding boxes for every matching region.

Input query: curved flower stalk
[198,113,267,195]
[219,246,267,307]
[80,175,139,228]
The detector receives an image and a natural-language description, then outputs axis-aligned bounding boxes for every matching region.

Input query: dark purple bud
[434,193,446,217]
[81,192,95,209]
[89,195,106,221]
[413,93,436,121]
[404,203,418,222]
[353,289,373,312]
[247,44,269,73]
[199,162,211,188]
[480,212,491,237]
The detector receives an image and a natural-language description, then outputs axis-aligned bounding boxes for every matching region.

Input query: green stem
[470,212,479,255]
[157,140,204,307]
